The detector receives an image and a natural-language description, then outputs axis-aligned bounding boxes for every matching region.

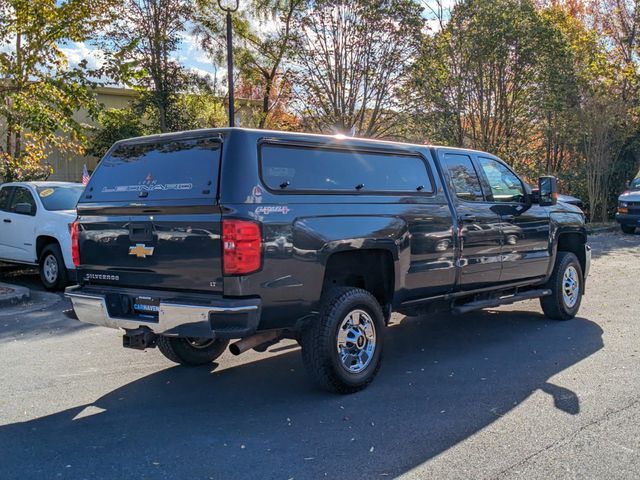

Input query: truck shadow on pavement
[0,310,603,480]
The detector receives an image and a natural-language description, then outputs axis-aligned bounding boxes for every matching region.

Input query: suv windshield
[36,185,84,211]
[630,178,640,190]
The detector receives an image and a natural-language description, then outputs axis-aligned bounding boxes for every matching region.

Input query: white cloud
[0,33,15,54]
[59,41,106,70]
[188,65,222,83]
[194,52,213,65]
[179,30,202,54]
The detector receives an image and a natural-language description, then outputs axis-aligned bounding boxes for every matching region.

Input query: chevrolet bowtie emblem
[129,244,155,258]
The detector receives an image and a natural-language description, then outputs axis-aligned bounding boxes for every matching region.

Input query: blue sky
[59,30,221,86]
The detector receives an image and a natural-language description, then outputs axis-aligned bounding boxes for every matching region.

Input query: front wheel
[157,337,229,366]
[300,287,385,394]
[621,224,636,234]
[540,251,583,320]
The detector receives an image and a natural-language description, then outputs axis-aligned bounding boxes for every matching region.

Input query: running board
[452,289,551,315]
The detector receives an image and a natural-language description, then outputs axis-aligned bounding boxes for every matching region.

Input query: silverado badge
[129,244,155,258]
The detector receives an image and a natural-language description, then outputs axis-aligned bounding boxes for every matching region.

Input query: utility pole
[218,0,239,127]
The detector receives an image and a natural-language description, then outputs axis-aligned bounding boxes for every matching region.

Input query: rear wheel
[157,337,229,366]
[621,224,636,234]
[540,251,583,320]
[300,287,384,394]
[39,243,68,291]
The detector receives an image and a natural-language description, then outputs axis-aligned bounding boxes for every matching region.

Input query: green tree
[0,0,112,181]
[409,0,549,164]
[194,0,306,129]
[87,107,150,158]
[98,0,202,133]
[292,0,423,137]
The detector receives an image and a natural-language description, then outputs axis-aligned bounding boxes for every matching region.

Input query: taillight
[222,219,262,275]
[70,221,80,267]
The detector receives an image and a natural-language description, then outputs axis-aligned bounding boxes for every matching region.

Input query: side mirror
[538,176,558,206]
[14,203,35,215]
[625,180,631,189]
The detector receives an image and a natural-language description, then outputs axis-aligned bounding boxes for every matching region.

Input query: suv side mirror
[538,176,558,206]
[14,202,35,215]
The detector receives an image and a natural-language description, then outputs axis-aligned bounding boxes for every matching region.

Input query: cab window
[478,157,525,203]
[442,154,484,202]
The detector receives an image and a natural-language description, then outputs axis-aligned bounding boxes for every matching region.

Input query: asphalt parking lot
[0,231,638,480]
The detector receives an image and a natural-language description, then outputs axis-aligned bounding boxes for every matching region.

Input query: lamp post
[218,0,239,127]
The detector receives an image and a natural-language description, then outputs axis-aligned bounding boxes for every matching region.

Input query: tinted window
[10,187,36,215]
[84,138,221,202]
[0,187,11,211]
[37,185,84,211]
[442,154,484,202]
[478,157,525,203]
[631,178,640,190]
[261,145,433,193]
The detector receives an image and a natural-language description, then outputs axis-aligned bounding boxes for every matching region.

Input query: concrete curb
[0,282,31,306]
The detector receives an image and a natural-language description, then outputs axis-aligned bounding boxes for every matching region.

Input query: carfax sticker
[254,205,290,216]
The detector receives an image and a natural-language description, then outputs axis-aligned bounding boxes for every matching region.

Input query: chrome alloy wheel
[562,266,580,308]
[43,254,59,284]
[336,309,377,374]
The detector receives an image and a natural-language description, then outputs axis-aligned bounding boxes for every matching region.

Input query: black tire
[39,243,68,291]
[157,337,229,366]
[300,287,385,394]
[540,251,583,320]
[621,224,636,234]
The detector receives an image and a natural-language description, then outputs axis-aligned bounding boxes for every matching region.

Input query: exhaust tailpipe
[229,330,282,356]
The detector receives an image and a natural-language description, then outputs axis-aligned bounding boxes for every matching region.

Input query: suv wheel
[157,337,229,366]
[39,243,68,291]
[540,251,583,320]
[621,225,636,234]
[301,287,384,394]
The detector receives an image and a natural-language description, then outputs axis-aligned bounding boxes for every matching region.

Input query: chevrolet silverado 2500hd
[66,128,591,393]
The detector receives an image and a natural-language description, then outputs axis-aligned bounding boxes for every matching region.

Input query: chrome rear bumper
[65,286,261,339]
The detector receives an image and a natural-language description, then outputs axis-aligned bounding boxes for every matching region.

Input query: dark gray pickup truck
[66,128,591,393]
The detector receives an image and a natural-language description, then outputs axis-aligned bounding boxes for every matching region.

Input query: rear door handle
[3,219,10,223]
[460,214,476,222]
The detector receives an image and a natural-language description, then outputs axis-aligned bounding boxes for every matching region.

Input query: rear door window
[83,137,221,202]
[261,145,433,193]
[442,154,485,202]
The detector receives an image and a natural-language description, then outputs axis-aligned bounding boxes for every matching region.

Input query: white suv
[0,182,84,290]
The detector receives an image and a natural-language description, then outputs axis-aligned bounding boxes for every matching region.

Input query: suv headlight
[619,201,628,208]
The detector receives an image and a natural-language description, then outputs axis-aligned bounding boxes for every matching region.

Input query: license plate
[133,296,160,315]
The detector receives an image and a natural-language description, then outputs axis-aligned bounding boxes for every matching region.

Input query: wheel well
[557,232,587,273]
[322,250,394,307]
[36,236,59,261]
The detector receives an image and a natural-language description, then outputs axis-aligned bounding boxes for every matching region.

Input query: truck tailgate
[76,135,223,293]
[78,210,223,293]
